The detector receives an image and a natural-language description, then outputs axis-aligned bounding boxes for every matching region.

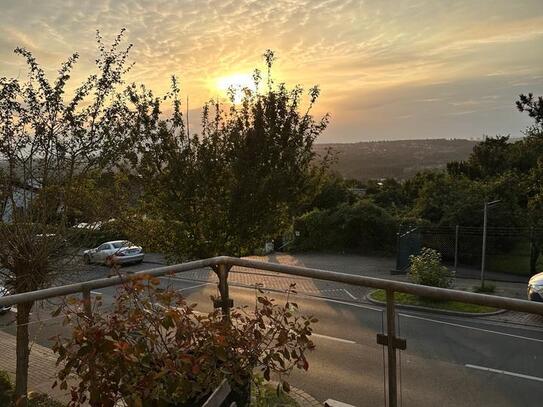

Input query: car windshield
[112,241,132,249]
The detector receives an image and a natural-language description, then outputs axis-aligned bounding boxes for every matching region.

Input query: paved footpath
[0,330,69,402]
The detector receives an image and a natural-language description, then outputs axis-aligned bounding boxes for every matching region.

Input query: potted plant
[52,275,316,406]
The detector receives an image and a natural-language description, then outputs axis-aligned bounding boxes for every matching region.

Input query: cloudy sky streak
[1,0,542,142]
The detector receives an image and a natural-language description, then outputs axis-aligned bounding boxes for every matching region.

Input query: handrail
[221,256,543,315]
[2,254,542,407]
[0,257,222,306]
[1,255,542,316]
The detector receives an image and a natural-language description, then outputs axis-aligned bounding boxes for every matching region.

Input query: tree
[0,31,131,405]
[517,93,543,275]
[447,135,513,180]
[121,51,330,259]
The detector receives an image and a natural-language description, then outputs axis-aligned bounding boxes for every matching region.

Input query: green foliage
[53,275,316,406]
[408,248,454,288]
[370,290,497,313]
[119,51,329,259]
[292,200,397,253]
[0,370,13,405]
[251,377,298,407]
[27,393,65,407]
[310,174,356,210]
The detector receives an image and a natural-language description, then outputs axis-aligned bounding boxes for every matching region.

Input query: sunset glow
[0,0,542,142]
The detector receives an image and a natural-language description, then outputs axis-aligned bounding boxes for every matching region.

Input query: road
[1,260,543,406]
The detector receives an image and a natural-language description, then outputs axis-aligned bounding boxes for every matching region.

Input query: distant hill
[314,139,478,181]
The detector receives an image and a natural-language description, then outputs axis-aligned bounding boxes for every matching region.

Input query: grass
[370,289,498,313]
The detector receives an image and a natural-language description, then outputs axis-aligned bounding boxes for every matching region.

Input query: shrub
[409,247,454,288]
[52,275,316,407]
[292,201,397,253]
[28,392,65,407]
[0,370,13,405]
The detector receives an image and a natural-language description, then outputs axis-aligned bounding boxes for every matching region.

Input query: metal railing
[2,255,543,407]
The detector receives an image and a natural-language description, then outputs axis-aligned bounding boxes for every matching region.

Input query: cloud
[0,0,542,142]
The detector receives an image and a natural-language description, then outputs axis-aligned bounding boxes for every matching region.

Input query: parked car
[527,272,543,302]
[83,240,145,266]
[0,286,11,314]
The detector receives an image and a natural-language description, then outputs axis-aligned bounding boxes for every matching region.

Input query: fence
[1,256,543,406]
[395,225,543,278]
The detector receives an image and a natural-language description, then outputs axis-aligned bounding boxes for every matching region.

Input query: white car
[528,272,543,302]
[83,240,145,266]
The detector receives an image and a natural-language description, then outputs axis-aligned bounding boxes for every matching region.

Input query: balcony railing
[1,256,543,406]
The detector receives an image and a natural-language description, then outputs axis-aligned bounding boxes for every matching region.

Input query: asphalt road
[1,260,543,407]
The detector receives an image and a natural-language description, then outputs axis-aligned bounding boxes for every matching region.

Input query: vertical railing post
[82,288,92,319]
[213,263,233,322]
[386,289,398,407]
[376,289,406,407]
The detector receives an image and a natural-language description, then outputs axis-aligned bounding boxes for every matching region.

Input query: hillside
[314,139,478,181]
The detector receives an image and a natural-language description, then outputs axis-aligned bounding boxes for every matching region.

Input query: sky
[1,0,542,143]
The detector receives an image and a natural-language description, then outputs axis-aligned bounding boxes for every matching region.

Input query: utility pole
[481,200,501,288]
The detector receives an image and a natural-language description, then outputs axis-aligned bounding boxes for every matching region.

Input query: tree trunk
[530,230,541,276]
[530,245,541,276]
[15,301,33,407]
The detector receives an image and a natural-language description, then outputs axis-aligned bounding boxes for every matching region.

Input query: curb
[366,291,507,317]
[266,381,322,407]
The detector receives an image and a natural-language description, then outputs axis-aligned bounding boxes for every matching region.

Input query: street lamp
[481,199,501,288]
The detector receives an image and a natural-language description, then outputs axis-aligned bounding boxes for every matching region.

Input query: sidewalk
[0,330,68,402]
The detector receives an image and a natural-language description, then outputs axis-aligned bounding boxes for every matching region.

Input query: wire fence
[396,225,543,278]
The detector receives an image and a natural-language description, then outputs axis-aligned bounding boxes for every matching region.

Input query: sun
[215,73,255,102]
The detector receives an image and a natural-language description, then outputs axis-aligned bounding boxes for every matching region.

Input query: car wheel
[83,254,91,265]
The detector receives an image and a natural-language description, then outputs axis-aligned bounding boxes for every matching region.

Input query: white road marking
[312,333,356,344]
[465,364,543,383]
[299,294,382,312]
[343,289,357,300]
[90,291,102,295]
[324,399,357,407]
[401,313,543,343]
[176,283,208,292]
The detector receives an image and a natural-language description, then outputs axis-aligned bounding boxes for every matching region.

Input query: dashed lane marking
[465,364,543,383]
[312,333,356,344]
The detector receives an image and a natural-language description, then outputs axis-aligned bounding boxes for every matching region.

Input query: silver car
[83,240,145,266]
[527,272,543,302]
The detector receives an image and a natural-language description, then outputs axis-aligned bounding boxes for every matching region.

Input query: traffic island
[367,289,507,317]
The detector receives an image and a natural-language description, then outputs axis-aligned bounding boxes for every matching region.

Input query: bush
[0,372,64,407]
[28,393,65,407]
[409,248,454,288]
[53,275,316,406]
[0,370,13,405]
[292,201,397,253]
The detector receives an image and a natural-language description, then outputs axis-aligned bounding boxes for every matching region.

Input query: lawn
[369,289,498,313]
